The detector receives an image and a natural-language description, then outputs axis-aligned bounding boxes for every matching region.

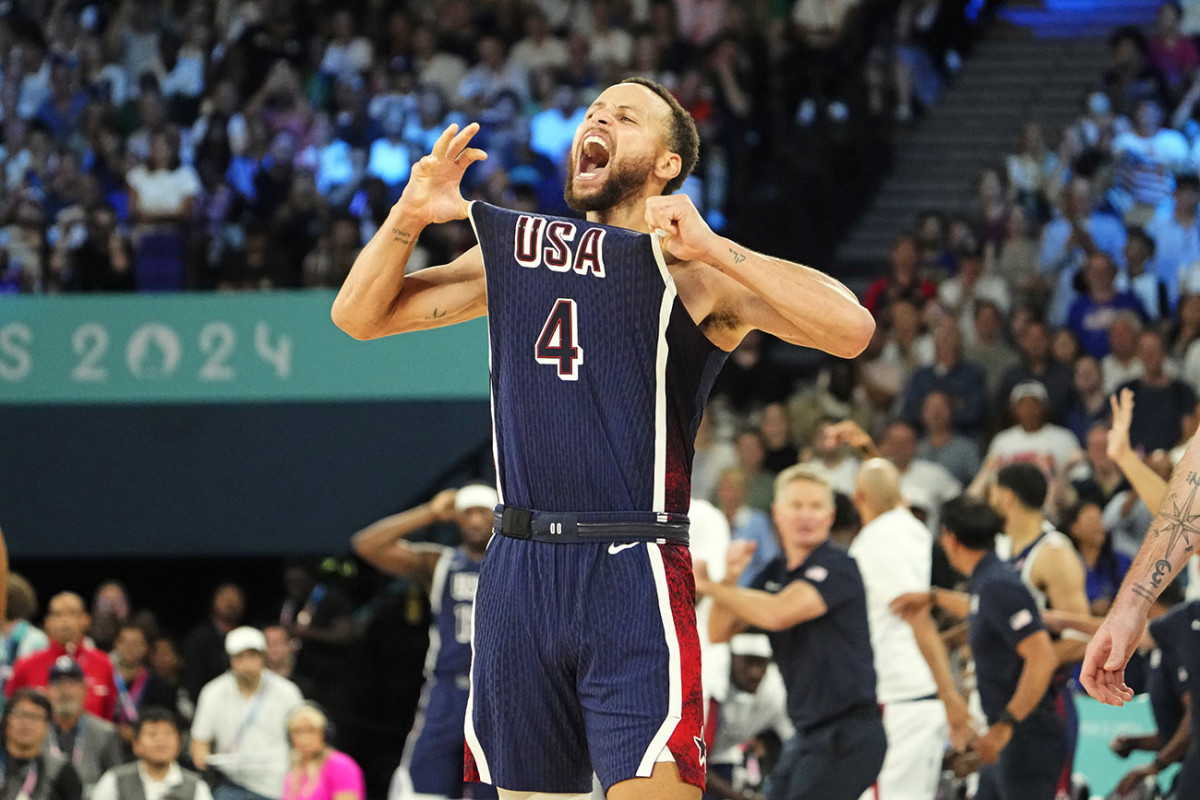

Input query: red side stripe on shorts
[659,544,706,790]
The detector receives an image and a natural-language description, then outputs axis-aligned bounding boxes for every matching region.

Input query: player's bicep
[385,246,488,335]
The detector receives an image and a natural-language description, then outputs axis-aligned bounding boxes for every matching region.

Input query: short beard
[564,153,656,213]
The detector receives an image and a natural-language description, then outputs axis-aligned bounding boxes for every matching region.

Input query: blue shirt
[1067,292,1147,358]
[968,551,1053,722]
[1146,600,1200,742]
[729,507,780,588]
[749,541,877,730]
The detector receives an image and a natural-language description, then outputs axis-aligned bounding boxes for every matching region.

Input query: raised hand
[429,488,458,521]
[397,123,488,225]
[1108,389,1135,463]
[828,419,874,452]
[724,540,757,583]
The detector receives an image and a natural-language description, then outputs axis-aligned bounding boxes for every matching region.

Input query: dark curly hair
[618,76,699,196]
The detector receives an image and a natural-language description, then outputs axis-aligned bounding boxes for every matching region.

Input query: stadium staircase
[835,0,1162,275]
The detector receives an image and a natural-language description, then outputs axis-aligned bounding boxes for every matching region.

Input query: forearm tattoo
[392,228,414,245]
[1131,583,1157,603]
[1144,472,1200,589]
[728,247,746,265]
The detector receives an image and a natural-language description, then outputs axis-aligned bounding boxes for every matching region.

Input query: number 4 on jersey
[535,298,583,381]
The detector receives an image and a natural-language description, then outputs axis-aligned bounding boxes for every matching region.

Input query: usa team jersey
[468,202,728,516]
[428,546,482,680]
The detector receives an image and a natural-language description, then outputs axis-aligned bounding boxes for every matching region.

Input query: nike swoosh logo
[608,542,640,555]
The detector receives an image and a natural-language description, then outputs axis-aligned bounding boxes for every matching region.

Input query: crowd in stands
[0,0,977,293]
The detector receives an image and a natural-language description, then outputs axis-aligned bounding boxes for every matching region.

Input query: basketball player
[350,484,499,800]
[333,77,875,800]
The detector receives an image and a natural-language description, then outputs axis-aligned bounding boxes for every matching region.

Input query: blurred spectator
[509,10,569,73]
[1066,252,1148,358]
[6,593,117,722]
[733,429,776,512]
[800,417,861,496]
[88,582,130,655]
[1059,422,1127,509]
[914,210,954,275]
[714,467,781,588]
[297,112,361,206]
[52,203,135,293]
[703,634,793,800]
[787,360,874,448]
[1040,177,1127,328]
[1050,328,1083,371]
[458,36,530,113]
[893,0,954,124]
[578,0,634,70]
[262,627,300,688]
[2,688,83,800]
[0,197,50,293]
[786,0,861,126]
[759,402,799,473]
[366,109,410,200]
[693,410,738,504]
[411,27,468,106]
[877,418,961,528]
[45,656,124,796]
[879,298,935,382]
[973,166,1010,247]
[1155,174,1200,308]
[1006,120,1058,224]
[999,319,1075,426]
[319,11,373,83]
[91,707,212,800]
[917,389,981,486]
[190,627,302,800]
[529,84,585,166]
[1103,25,1169,116]
[1066,355,1111,444]
[965,300,1020,396]
[127,128,200,291]
[1102,312,1146,393]
[1147,1,1199,100]
[900,320,987,435]
[1063,499,1131,616]
[37,57,88,144]
[984,381,1083,477]
[282,704,364,800]
[112,623,176,746]
[1119,227,1170,321]
[863,233,937,319]
[1119,329,1198,452]
[302,214,362,288]
[183,584,246,705]
[148,636,194,725]
[1171,292,1200,361]
[938,239,1011,345]
[1,574,50,698]
[273,564,354,714]
[1110,98,1189,224]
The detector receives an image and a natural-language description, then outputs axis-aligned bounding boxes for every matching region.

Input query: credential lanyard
[0,754,40,800]
[227,685,268,754]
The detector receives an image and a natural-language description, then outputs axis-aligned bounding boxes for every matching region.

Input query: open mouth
[576,134,610,181]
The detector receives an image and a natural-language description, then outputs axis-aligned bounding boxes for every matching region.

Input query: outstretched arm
[332,124,489,340]
[644,195,875,358]
[1109,389,1168,512]
[351,490,457,586]
[1082,425,1200,705]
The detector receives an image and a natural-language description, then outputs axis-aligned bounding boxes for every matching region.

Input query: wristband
[996,709,1020,728]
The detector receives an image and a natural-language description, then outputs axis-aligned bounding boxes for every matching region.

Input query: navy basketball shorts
[398,679,498,799]
[464,533,705,794]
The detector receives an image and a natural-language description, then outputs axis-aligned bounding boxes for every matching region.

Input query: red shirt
[5,640,117,720]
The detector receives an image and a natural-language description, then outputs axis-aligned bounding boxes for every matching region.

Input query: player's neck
[1005,510,1044,549]
[585,194,654,233]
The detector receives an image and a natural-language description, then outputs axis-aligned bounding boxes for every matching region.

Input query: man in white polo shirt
[190,627,303,800]
[850,459,970,799]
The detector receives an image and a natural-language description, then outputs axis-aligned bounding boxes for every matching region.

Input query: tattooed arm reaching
[1080,432,1200,706]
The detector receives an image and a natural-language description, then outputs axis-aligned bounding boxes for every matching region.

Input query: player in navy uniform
[936,496,1065,800]
[333,77,875,799]
[351,484,499,800]
[697,465,885,800]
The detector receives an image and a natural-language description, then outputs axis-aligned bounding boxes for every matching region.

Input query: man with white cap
[702,633,793,800]
[189,627,304,800]
[977,381,1081,480]
[352,484,499,800]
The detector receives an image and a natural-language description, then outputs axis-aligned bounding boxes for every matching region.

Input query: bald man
[849,459,966,799]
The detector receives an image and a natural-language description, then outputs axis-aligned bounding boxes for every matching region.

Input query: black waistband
[493,505,690,545]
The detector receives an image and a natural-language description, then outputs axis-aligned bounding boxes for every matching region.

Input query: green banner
[0,291,490,404]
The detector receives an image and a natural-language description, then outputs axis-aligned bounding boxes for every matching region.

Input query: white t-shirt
[899,459,961,528]
[126,165,201,217]
[800,456,860,497]
[985,424,1082,476]
[710,665,795,765]
[849,508,938,704]
[92,763,214,800]
[191,670,303,798]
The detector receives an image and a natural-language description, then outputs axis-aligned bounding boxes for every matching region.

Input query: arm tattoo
[1131,583,1157,603]
[1150,559,1174,588]
[728,247,746,265]
[1155,471,1200,562]
[425,307,447,321]
[392,228,414,245]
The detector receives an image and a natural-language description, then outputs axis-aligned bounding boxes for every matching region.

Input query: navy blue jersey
[968,552,1052,722]
[749,541,877,730]
[1148,601,1200,741]
[428,546,483,679]
[467,202,728,515]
